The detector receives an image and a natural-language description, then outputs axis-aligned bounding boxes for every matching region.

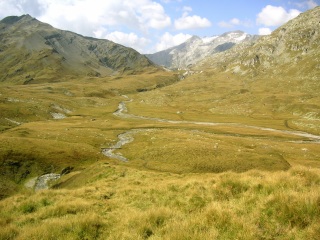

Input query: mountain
[145,31,259,69]
[197,6,320,79]
[0,15,156,84]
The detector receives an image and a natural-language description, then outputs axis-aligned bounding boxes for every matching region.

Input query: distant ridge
[145,31,259,69]
[0,15,156,84]
[197,6,320,78]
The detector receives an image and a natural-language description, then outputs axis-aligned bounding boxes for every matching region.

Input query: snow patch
[202,36,218,43]
[235,33,247,42]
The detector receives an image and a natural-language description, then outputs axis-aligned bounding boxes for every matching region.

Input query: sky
[0,0,318,53]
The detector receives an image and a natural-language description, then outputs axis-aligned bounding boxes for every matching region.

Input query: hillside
[197,6,320,78]
[134,6,320,135]
[146,31,258,69]
[0,15,156,84]
[0,15,179,200]
[0,7,320,240]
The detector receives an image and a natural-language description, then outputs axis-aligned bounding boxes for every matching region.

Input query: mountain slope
[198,6,320,79]
[146,31,258,69]
[131,6,320,137]
[0,15,156,84]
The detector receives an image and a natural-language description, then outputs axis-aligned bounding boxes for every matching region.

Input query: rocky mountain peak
[187,35,202,43]
[146,30,258,69]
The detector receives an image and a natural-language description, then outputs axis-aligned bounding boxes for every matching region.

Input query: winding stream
[102,130,140,162]
[102,97,320,162]
[25,173,61,191]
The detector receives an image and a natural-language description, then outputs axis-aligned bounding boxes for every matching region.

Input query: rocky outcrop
[146,31,259,69]
[34,173,61,191]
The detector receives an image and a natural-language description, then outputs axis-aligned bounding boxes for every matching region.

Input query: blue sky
[0,0,318,53]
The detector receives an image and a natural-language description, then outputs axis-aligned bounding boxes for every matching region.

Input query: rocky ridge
[146,31,259,69]
[197,6,320,78]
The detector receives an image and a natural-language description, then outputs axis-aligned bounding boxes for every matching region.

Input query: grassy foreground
[0,162,319,240]
[1,68,319,239]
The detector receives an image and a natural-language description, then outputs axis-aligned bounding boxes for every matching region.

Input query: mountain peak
[146,31,257,69]
[0,15,156,84]
[0,14,34,25]
[187,35,201,42]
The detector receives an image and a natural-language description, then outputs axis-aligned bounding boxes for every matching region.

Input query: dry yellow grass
[0,162,319,239]
[1,66,319,239]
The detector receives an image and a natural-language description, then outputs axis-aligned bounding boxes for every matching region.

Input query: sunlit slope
[0,72,179,199]
[129,7,320,135]
[1,7,320,202]
[1,162,320,240]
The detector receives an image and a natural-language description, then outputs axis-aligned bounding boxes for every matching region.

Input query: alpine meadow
[0,5,320,240]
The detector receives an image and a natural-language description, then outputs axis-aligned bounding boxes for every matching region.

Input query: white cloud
[218,21,233,28]
[174,5,211,30]
[161,0,182,3]
[0,0,175,53]
[155,32,192,51]
[230,18,240,25]
[291,0,318,9]
[256,5,301,27]
[0,0,171,37]
[306,0,318,8]
[183,6,193,13]
[258,27,272,35]
[174,13,211,30]
[104,31,150,53]
[139,3,171,30]
[218,18,240,28]
[218,18,252,28]
[0,0,22,18]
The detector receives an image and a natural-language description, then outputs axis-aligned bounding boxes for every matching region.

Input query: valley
[0,6,320,240]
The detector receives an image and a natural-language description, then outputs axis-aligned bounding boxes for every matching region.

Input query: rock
[34,173,61,191]
[146,31,259,69]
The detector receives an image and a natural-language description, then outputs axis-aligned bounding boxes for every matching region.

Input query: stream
[24,173,61,191]
[102,130,141,162]
[102,97,320,162]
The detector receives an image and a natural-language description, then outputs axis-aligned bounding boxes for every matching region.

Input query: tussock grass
[0,163,319,239]
[0,71,179,198]
[1,60,319,239]
[130,72,320,134]
[121,128,320,173]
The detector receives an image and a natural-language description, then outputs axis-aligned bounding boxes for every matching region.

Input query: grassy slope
[0,71,319,239]
[0,66,319,239]
[0,71,179,199]
[129,71,320,134]
[1,162,319,239]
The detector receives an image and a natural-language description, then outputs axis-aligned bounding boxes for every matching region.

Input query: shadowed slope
[0,15,157,84]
